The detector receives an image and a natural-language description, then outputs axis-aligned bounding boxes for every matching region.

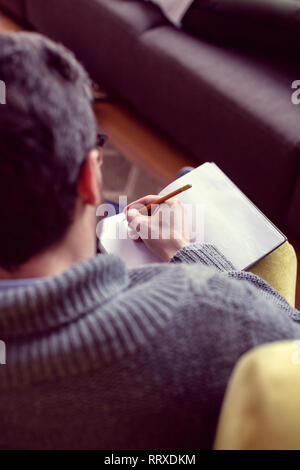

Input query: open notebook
[98,163,286,270]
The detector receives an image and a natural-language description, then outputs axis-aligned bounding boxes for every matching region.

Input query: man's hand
[125,195,190,262]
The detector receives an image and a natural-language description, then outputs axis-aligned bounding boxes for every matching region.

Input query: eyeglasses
[96,132,108,149]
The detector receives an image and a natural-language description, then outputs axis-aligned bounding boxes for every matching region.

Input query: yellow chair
[214,340,300,450]
[249,241,297,308]
[214,241,299,450]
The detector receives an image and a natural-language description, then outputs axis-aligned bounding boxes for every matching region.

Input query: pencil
[139,184,192,214]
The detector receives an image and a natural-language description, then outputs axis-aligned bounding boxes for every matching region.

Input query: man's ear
[78,150,101,206]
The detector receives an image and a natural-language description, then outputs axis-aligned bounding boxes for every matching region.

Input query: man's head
[0,32,102,273]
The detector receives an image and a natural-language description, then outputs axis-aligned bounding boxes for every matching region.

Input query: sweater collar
[0,254,128,339]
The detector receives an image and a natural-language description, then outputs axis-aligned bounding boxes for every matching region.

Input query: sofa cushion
[132,25,300,226]
[26,0,167,93]
[182,0,300,57]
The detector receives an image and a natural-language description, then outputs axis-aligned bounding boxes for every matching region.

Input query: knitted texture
[0,243,299,449]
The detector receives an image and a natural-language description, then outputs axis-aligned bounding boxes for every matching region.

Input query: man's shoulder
[127,259,213,287]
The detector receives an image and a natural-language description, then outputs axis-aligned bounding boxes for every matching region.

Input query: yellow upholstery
[213,241,299,450]
[249,241,297,307]
[214,341,300,450]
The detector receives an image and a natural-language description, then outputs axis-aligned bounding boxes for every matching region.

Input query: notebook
[98,163,286,270]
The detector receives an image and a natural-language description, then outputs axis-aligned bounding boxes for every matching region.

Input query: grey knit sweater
[0,243,299,450]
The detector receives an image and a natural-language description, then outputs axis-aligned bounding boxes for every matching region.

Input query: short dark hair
[0,32,97,270]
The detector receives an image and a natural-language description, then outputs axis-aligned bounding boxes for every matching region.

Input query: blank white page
[98,163,286,270]
[98,213,161,267]
[159,163,286,269]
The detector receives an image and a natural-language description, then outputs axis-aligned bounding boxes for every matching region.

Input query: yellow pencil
[139,184,192,214]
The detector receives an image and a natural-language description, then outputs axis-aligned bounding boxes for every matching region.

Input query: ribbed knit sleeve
[170,243,300,316]
[227,270,300,319]
[169,243,236,272]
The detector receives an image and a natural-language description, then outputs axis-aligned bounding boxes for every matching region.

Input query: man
[0,31,298,450]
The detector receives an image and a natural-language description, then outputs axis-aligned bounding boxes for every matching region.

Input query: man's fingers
[126,208,152,240]
[124,195,161,214]
[127,226,140,241]
[126,208,142,224]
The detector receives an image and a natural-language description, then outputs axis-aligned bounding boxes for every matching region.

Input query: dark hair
[0,32,97,270]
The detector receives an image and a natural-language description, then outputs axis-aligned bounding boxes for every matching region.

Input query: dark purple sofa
[1,0,300,237]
